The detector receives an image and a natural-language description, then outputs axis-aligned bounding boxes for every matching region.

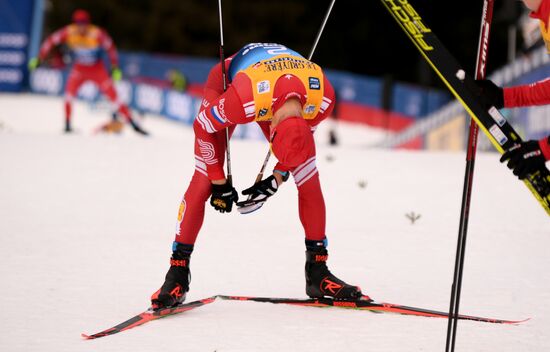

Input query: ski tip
[81,333,93,340]
[512,317,531,324]
[486,316,531,324]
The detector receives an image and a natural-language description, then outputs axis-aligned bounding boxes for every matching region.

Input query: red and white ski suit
[38,24,132,124]
[175,44,335,245]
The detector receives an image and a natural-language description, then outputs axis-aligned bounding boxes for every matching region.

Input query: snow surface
[0,94,549,352]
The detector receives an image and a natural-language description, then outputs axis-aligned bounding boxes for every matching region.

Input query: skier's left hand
[237,174,284,214]
[500,139,550,180]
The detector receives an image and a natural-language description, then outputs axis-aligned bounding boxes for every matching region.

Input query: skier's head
[72,9,91,25]
[271,116,315,168]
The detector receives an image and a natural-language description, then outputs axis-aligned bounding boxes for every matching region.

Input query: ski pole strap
[172,242,194,256]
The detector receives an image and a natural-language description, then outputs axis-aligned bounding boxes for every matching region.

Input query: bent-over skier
[151,43,367,310]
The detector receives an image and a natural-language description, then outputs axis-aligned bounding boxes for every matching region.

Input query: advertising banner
[0,0,35,92]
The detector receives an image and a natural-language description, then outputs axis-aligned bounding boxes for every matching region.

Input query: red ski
[81,296,217,340]
[91,120,124,135]
[82,295,527,339]
[218,295,529,324]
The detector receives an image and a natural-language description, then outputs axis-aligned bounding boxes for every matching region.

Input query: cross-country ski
[82,295,528,340]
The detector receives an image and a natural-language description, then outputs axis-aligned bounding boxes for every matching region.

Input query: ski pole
[217,0,232,185]
[445,1,494,351]
[308,0,336,61]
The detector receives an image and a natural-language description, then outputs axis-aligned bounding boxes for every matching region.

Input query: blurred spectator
[29,9,148,135]
[167,69,187,92]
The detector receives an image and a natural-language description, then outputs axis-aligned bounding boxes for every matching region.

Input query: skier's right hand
[500,138,550,180]
[210,182,238,213]
[28,57,40,71]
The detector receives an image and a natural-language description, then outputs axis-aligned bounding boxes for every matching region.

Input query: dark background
[43,0,528,88]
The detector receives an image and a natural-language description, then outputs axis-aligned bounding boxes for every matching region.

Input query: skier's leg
[151,135,230,309]
[293,166,365,300]
[63,69,84,132]
[96,69,148,135]
[151,170,211,309]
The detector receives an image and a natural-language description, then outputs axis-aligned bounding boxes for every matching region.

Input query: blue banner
[0,0,36,92]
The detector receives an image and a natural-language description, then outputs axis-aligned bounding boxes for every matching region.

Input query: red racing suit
[38,24,132,123]
[175,43,335,245]
[503,0,550,107]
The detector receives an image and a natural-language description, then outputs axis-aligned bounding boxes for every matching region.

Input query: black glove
[243,175,279,199]
[210,182,238,213]
[500,140,547,180]
[236,175,279,213]
[475,79,504,109]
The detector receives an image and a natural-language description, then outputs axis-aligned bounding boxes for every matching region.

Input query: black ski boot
[64,120,72,133]
[305,240,365,301]
[151,242,193,310]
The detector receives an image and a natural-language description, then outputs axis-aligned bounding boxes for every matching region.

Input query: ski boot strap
[170,258,189,267]
[306,250,328,263]
[305,239,329,263]
[171,242,194,261]
[305,239,328,250]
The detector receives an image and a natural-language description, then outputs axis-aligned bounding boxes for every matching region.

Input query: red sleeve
[38,27,68,61]
[503,78,550,107]
[202,56,234,103]
[98,29,118,67]
[539,136,550,160]
[203,62,225,102]
[530,0,550,26]
[193,123,227,180]
[273,162,292,173]
[193,57,245,181]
